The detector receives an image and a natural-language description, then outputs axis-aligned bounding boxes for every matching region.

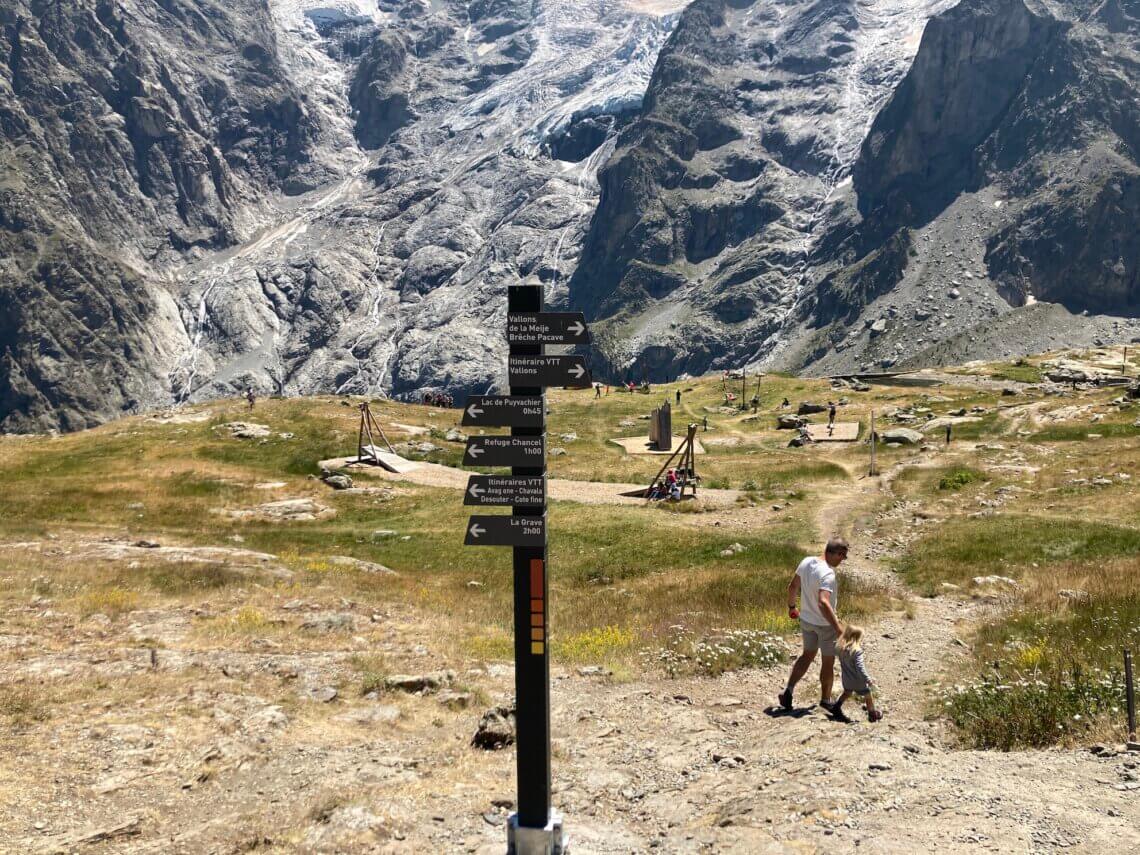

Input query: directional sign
[465,514,546,547]
[463,435,545,467]
[461,395,544,428]
[507,313,591,346]
[464,475,546,507]
[508,355,592,389]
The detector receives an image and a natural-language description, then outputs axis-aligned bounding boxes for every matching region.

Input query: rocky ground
[3,426,1139,853]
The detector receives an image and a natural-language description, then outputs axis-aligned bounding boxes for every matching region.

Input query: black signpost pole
[507,284,560,853]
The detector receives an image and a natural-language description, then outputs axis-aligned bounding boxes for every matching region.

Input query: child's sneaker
[778,688,793,710]
[868,709,884,722]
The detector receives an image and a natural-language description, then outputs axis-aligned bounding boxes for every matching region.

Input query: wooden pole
[1125,649,1137,748]
[869,409,877,477]
[357,404,366,461]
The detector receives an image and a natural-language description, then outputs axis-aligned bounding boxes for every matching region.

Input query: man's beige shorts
[801,621,838,656]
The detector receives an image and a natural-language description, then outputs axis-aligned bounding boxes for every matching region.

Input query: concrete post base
[507,811,567,855]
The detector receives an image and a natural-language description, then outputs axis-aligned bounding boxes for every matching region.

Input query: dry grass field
[2,348,1139,851]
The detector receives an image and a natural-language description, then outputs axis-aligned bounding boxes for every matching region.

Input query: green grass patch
[1030,421,1140,442]
[938,468,984,491]
[990,362,1044,384]
[897,515,1140,588]
[940,594,1140,749]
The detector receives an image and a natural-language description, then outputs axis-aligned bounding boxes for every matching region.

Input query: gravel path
[322,456,743,507]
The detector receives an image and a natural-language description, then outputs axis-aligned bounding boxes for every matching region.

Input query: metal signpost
[463,284,589,854]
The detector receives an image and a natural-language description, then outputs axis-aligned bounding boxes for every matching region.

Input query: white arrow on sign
[468,522,486,538]
[568,320,586,337]
[568,363,587,379]
[468,445,484,458]
[466,404,484,419]
[468,484,485,499]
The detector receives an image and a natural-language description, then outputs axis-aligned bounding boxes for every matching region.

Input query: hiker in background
[828,401,837,428]
[246,387,256,410]
[595,382,602,399]
[676,389,681,404]
[824,624,883,722]
[781,397,790,409]
[945,422,952,445]
[703,415,708,431]
[778,538,848,711]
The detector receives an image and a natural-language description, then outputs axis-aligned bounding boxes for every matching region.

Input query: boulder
[472,705,516,750]
[881,427,924,445]
[797,402,828,415]
[777,414,807,430]
[323,474,353,490]
[385,670,456,694]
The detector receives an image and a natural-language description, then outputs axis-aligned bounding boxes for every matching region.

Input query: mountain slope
[573,0,1140,379]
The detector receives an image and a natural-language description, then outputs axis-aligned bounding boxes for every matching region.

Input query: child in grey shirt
[825,624,883,722]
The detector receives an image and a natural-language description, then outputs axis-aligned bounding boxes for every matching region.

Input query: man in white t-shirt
[778,537,848,710]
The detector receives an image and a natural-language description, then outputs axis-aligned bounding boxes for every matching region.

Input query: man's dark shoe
[819,698,838,715]
[778,688,793,710]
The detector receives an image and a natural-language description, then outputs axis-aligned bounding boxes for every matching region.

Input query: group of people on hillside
[779,537,883,722]
[421,391,453,408]
[647,467,683,501]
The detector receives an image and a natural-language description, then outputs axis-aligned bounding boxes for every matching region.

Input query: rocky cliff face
[0,0,331,431]
[3,0,1139,432]
[796,0,1140,375]
[569,0,962,379]
[1,0,684,430]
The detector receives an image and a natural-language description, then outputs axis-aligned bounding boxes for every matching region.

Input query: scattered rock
[338,705,401,726]
[219,422,271,439]
[437,690,474,710]
[972,575,1019,588]
[300,612,355,633]
[797,402,828,415]
[549,447,567,457]
[881,427,924,445]
[220,499,335,523]
[386,671,455,694]
[577,666,612,678]
[327,556,396,575]
[777,414,808,430]
[241,705,289,734]
[323,474,354,490]
[307,686,338,703]
[719,542,746,557]
[444,428,466,442]
[472,705,516,750]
